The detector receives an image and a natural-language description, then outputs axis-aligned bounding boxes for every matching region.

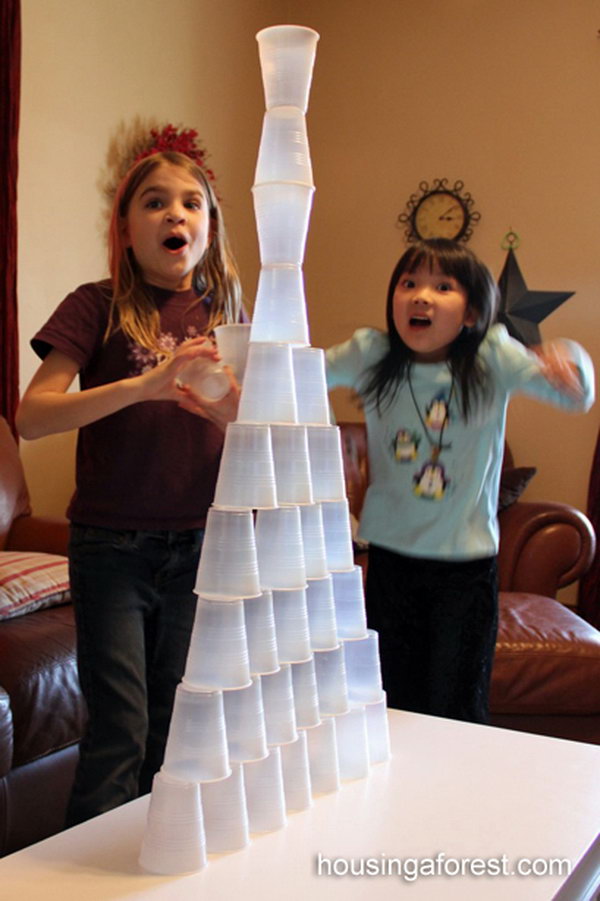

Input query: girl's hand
[176,366,241,431]
[137,337,219,402]
[532,341,583,399]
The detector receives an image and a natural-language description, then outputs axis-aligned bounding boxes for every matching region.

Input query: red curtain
[578,431,600,628]
[0,0,21,435]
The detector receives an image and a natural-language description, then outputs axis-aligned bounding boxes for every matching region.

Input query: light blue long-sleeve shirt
[326,324,594,561]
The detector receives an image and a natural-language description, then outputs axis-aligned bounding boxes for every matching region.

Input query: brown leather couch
[339,420,600,745]
[0,418,85,857]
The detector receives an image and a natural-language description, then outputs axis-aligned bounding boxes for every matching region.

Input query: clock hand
[439,204,460,219]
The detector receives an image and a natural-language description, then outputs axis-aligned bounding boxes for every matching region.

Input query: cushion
[498,466,537,512]
[0,551,70,620]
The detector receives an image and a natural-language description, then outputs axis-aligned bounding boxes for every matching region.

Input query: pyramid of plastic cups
[304,717,340,795]
[290,657,321,728]
[280,730,313,811]
[255,106,313,185]
[261,664,298,746]
[364,692,392,764]
[214,323,252,384]
[334,706,370,781]
[213,423,277,511]
[139,770,207,875]
[200,764,250,853]
[320,499,355,572]
[331,566,368,639]
[238,342,298,424]
[305,575,338,650]
[162,682,231,782]
[299,503,328,579]
[256,25,319,113]
[184,598,251,691]
[343,629,384,704]
[195,508,261,600]
[253,182,315,266]
[306,425,346,501]
[272,588,312,664]
[255,505,307,591]
[244,747,287,833]
[313,644,349,716]
[243,591,280,676]
[270,424,313,505]
[250,265,310,345]
[223,676,269,764]
[292,347,331,426]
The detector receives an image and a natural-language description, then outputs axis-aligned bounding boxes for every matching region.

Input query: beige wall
[19,1,600,573]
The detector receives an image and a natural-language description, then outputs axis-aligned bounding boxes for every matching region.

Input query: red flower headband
[134,124,217,188]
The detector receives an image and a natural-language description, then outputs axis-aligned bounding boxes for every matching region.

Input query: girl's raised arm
[17,337,232,440]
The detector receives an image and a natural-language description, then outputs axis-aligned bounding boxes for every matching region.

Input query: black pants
[365,544,498,724]
[66,524,203,827]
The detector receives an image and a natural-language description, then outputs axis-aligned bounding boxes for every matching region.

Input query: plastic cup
[313,645,349,716]
[304,717,340,795]
[244,747,287,833]
[299,503,328,579]
[177,357,230,402]
[252,182,315,266]
[320,500,355,572]
[223,676,268,764]
[290,658,321,728]
[334,706,370,781]
[184,598,251,691]
[306,425,346,501]
[365,693,391,764]
[250,264,310,346]
[256,24,320,112]
[270,424,313,506]
[261,664,298,746]
[238,342,298,425]
[200,764,250,853]
[213,423,277,511]
[272,588,312,664]
[243,591,279,676]
[305,575,338,651]
[139,770,206,875]
[292,347,331,426]
[214,323,252,383]
[162,683,230,783]
[280,730,312,812]
[331,566,368,639]
[195,508,261,600]
[255,506,306,591]
[343,630,384,704]
[255,106,313,185]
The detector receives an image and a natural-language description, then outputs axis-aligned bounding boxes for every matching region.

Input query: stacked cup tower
[139,25,391,877]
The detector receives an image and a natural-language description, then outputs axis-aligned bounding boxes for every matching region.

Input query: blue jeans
[66,525,204,826]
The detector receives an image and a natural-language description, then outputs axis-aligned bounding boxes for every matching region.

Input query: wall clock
[397,179,480,243]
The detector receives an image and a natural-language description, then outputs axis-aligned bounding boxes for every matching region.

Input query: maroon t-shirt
[32,280,224,530]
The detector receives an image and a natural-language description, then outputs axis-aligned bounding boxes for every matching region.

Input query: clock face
[413,191,468,241]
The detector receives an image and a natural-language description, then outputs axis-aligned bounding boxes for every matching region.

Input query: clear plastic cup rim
[339,630,370,642]
[229,749,270,765]
[195,590,262,602]
[249,663,281,676]
[184,676,253,692]
[256,24,320,41]
[192,766,233,784]
[213,502,278,512]
[268,582,309,592]
[277,652,313,665]
[252,181,316,192]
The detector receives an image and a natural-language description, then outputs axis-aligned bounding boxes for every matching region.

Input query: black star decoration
[496,248,574,346]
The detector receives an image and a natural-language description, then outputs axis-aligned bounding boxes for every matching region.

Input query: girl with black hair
[326,239,594,723]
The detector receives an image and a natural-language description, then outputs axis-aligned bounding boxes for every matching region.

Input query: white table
[1,712,599,901]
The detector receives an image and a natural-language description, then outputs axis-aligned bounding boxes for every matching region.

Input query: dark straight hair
[361,239,499,420]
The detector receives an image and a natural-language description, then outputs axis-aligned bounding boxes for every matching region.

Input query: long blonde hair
[106,150,242,350]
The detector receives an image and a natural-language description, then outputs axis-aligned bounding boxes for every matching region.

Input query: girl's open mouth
[163,236,187,252]
[409,316,432,328]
